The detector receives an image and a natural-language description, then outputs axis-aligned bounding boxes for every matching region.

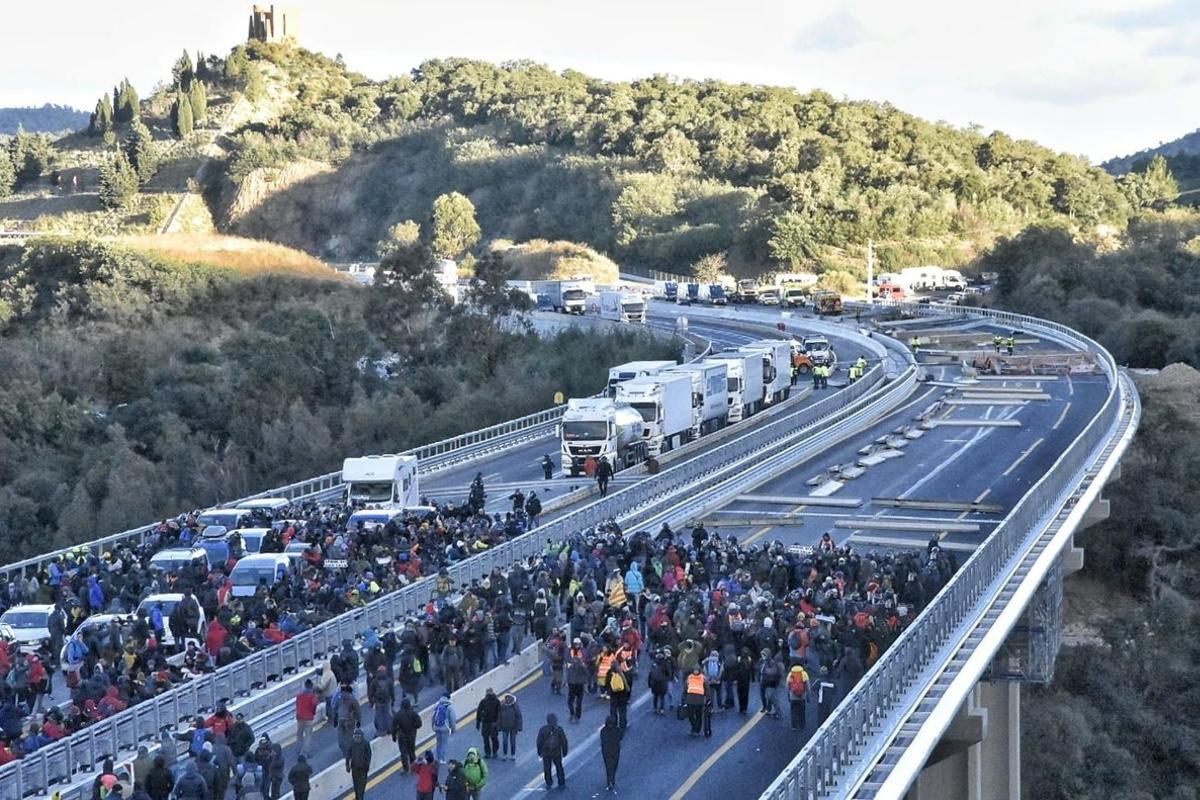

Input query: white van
[148,548,209,576]
[228,527,271,556]
[229,554,292,598]
[136,594,207,650]
[237,497,290,514]
[0,604,54,652]
[197,508,257,530]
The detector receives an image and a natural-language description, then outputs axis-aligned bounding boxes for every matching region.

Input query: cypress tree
[0,150,15,200]
[188,81,207,125]
[122,121,158,184]
[88,93,114,137]
[98,151,139,209]
[173,50,194,91]
[171,92,193,138]
[115,79,140,124]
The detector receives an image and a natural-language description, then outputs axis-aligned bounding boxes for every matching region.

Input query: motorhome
[342,455,420,508]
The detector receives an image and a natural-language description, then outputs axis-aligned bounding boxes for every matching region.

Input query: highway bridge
[0,300,1136,800]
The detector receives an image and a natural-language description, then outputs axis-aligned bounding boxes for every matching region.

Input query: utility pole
[866,239,875,305]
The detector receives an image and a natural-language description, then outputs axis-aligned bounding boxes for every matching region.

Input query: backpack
[704,658,721,681]
[67,638,87,664]
[542,726,562,755]
[432,702,450,729]
[761,660,781,687]
[608,671,626,693]
[788,668,808,697]
[190,728,207,756]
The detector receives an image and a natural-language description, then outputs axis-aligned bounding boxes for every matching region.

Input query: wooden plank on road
[735,495,863,508]
[835,518,981,533]
[930,419,1021,428]
[872,497,1004,514]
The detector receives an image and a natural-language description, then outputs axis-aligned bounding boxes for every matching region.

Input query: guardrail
[760,302,1137,800]
[0,321,710,583]
[0,324,897,799]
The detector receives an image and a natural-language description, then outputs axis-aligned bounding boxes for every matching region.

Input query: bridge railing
[0,327,892,799]
[761,302,1131,800]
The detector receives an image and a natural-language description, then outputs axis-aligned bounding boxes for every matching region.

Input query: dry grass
[113,233,346,280]
[493,239,620,283]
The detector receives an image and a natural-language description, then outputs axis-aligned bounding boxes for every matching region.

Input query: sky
[0,0,1197,162]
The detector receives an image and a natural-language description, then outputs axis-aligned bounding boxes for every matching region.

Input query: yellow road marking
[741,503,807,547]
[953,489,993,522]
[1002,437,1045,477]
[1052,402,1072,431]
[341,671,543,798]
[667,709,767,800]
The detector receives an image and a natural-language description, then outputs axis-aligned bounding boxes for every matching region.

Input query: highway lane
[355,324,1105,800]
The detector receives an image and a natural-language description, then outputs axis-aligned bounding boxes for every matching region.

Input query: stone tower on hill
[248,4,299,43]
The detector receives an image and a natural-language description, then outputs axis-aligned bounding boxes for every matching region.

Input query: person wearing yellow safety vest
[1006,333,1016,355]
[909,336,921,355]
[684,665,707,736]
[855,355,867,375]
[811,362,822,390]
[993,334,1003,353]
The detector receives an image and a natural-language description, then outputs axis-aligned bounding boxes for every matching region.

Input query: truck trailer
[740,339,793,405]
[664,361,730,436]
[614,372,694,456]
[599,291,647,324]
[342,455,420,508]
[533,278,593,314]
[606,360,677,398]
[559,398,647,475]
[705,351,765,422]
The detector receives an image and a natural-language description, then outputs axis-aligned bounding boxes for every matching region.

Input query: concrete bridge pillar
[904,682,1020,800]
[1061,491,1111,575]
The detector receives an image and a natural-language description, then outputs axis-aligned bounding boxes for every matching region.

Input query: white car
[137,594,207,650]
[0,604,54,652]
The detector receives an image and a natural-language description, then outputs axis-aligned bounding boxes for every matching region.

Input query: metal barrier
[759,303,1138,800]
[0,328,901,799]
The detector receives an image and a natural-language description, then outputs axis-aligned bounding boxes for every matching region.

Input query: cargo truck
[678,282,701,305]
[614,372,693,456]
[559,398,648,475]
[707,284,728,306]
[606,360,677,398]
[663,361,730,436]
[342,455,420,508]
[740,340,793,405]
[812,290,843,315]
[664,281,678,302]
[533,278,593,314]
[599,291,647,324]
[705,351,765,422]
[735,279,759,304]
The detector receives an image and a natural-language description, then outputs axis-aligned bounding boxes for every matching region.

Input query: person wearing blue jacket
[624,564,644,624]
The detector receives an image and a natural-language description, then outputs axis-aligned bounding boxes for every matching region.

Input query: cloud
[986,67,1188,107]
[796,9,867,52]
[1098,0,1198,31]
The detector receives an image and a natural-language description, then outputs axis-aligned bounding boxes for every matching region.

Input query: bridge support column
[905,682,1020,800]
[1062,491,1110,575]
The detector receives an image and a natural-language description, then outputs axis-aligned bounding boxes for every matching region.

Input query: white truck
[705,351,766,422]
[897,266,967,292]
[533,278,593,314]
[740,340,793,406]
[342,454,420,508]
[606,360,677,398]
[664,361,729,436]
[614,373,693,456]
[599,291,647,324]
[559,398,647,475]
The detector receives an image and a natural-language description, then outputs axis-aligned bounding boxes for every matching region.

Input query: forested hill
[1103,128,1200,175]
[0,104,89,135]
[209,43,1145,274]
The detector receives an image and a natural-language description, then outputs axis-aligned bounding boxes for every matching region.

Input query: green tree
[429,191,481,261]
[768,211,819,266]
[9,127,52,187]
[244,64,266,102]
[172,50,194,92]
[0,150,15,199]
[368,234,448,356]
[122,121,158,184]
[114,79,140,124]
[1119,155,1179,211]
[98,151,139,209]
[224,47,248,80]
[376,220,422,260]
[188,80,208,125]
[645,128,700,175]
[88,93,114,137]
[691,252,728,283]
[171,92,194,138]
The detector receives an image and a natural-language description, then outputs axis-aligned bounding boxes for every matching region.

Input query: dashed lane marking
[1002,437,1045,477]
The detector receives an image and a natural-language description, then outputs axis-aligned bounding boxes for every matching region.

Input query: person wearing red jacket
[294,679,319,758]
[205,617,229,657]
[411,750,439,800]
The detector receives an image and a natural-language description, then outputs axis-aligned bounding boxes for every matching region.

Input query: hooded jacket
[461,747,489,788]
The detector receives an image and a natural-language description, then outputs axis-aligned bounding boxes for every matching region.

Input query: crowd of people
[0,463,956,798]
[0,479,547,767]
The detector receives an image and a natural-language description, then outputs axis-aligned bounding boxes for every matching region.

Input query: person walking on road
[787,664,810,731]
[475,687,501,759]
[294,679,319,758]
[391,697,423,771]
[346,729,372,800]
[287,754,312,800]
[525,491,542,528]
[461,747,489,800]
[685,665,707,735]
[600,714,623,792]
[605,661,632,729]
[816,665,837,724]
[498,692,523,761]
[442,760,468,800]
[595,458,614,497]
[565,639,588,722]
[759,649,782,719]
[542,455,554,480]
[536,713,569,791]
[411,751,439,800]
[432,693,457,764]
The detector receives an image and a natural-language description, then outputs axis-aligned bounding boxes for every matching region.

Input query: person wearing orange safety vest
[596,647,616,699]
[684,666,707,736]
